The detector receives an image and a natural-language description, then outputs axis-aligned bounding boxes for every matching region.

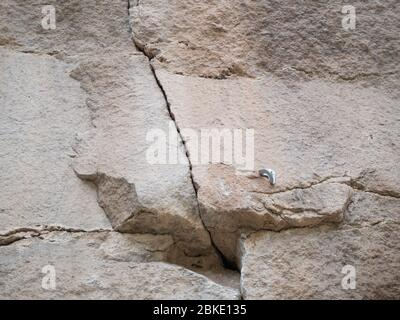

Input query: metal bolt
[259,169,276,185]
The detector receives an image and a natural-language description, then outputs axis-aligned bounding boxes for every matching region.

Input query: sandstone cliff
[0,0,399,299]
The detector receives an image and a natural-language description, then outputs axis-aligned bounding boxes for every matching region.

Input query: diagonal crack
[127,0,236,271]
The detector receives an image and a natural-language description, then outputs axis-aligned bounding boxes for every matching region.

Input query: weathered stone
[153,70,399,265]
[70,52,215,260]
[131,0,399,94]
[1,0,219,268]
[1,0,399,300]
[0,232,240,299]
[0,0,231,298]
[0,47,111,234]
[130,2,400,271]
[198,167,354,263]
[240,192,400,299]
[0,0,135,58]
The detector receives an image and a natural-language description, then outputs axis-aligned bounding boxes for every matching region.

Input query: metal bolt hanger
[259,169,276,185]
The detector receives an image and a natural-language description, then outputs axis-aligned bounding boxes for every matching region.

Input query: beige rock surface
[70,52,214,260]
[0,47,111,234]
[1,0,219,260]
[154,70,399,265]
[0,231,239,299]
[240,192,400,299]
[130,0,400,297]
[1,0,399,300]
[0,0,134,58]
[131,0,399,92]
[0,0,235,298]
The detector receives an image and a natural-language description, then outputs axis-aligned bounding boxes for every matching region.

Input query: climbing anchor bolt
[259,169,276,185]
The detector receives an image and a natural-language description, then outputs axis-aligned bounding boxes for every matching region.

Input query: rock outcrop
[130,0,400,298]
[152,66,399,267]
[0,231,239,299]
[240,192,400,299]
[0,0,236,298]
[1,0,399,299]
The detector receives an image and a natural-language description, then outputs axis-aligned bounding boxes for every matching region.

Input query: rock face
[0,231,239,299]
[0,0,235,298]
[0,47,111,234]
[154,69,399,266]
[69,52,213,259]
[131,0,399,89]
[0,0,133,58]
[1,0,399,299]
[130,0,400,299]
[240,192,400,299]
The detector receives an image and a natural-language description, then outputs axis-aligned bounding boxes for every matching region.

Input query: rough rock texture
[1,0,399,299]
[240,192,400,299]
[154,70,399,265]
[69,52,213,259]
[198,172,354,263]
[0,0,237,299]
[0,47,111,234]
[0,0,219,262]
[130,0,400,299]
[131,0,399,92]
[0,231,239,299]
[0,0,133,58]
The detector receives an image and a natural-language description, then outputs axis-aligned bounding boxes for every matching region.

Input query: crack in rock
[128,0,233,270]
[199,173,354,265]
[128,1,400,271]
[239,197,400,299]
[0,0,243,297]
[1,0,399,300]
[73,168,221,267]
[345,169,400,199]
[0,226,111,247]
